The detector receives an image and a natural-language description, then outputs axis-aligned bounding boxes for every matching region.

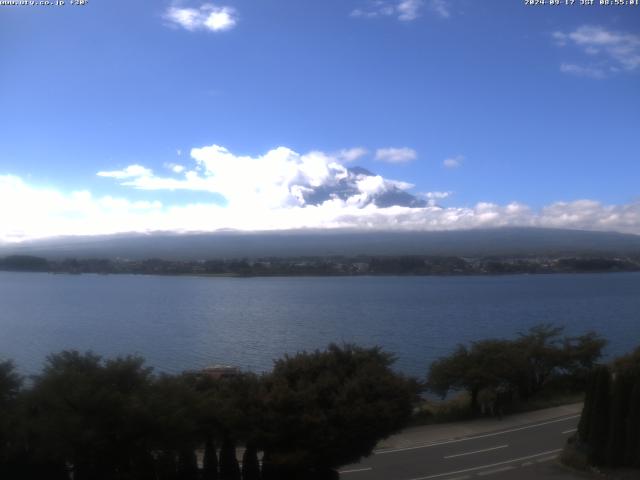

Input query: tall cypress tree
[624,379,640,468]
[156,451,178,480]
[203,437,219,480]
[241,444,261,480]
[177,448,199,480]
[588,366,611,466]
[577,368,598,444]
[605,373,633,466]
[260,451,275,480]
[219,436,241,480]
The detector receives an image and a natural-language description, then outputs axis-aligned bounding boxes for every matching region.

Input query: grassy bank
[409,390,585,427]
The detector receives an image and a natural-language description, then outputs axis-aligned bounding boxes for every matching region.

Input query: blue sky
[1,0,639,241]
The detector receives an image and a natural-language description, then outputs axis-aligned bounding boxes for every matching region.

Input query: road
[339,414,588,480]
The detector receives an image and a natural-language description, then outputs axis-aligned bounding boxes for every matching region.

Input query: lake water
[1,271,639,378]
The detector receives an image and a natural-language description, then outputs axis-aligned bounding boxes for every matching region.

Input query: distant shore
[1,253,639,277]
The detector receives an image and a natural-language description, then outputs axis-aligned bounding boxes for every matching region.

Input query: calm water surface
[1,272,639,377]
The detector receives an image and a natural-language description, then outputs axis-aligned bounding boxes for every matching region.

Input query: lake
[1,271,639,378]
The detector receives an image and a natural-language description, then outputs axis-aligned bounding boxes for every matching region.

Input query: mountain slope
[1,228,639,260]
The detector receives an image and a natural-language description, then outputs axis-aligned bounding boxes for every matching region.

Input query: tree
[27,351,156,480]
[0,360,24,479]
[146,373,201,478]
[605,372,633,467]
[625,380,640,467]
[176,448,198,480]
[428,324,606,414]
[586,366,611,465]
[0,360,21,405]
[428,340,524,413]
[577,368,598,443]
[218,436,241,480]
[572,345,640,469]
[516,324,566,398]
[241,443,261,480]
[562,331,607,389]
[260,344,418,476]
[202,437,219,480]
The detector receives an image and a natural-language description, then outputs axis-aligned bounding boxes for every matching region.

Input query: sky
[1,0,639,242]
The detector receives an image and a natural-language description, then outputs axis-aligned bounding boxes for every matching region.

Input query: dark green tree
[241,443,261,480]
[625,380,640,467]
[202,437,219,480]
[176,448,198,480]
[564,332,607,375]
[586,366,611,465]
[428,324,606,414]
[147,374,201,479]
[219,436,241,480]
[516,324,567,398]
[261,344,418,476]
[605,372,633,467]
[156,451,178,480]
[27,351,156,480]
[428,340,524,413]
[0,360,24,479]
[577,368,598,443]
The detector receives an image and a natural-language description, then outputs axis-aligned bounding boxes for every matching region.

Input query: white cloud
[99,145,418,210]
[560,63,605,79]
[337,147,368,163]
[375,147,417,164]
[2,170,640,242]
[428,0,450,18]
[98,145,358,209]
[97,164,153,179]
[553,25,640,78]
[397,0,423,21]
[351,0,423,21]
[164,3,237,32]
[443,155,463,168]
[422,191,452,206]
[164,162,186,174]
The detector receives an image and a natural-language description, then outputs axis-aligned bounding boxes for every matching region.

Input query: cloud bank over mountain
[2,144,640,242]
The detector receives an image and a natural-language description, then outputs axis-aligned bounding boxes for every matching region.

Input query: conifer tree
[577,368,597,443]
[241,443,261,480]
[624,379,640,467]
[219,436,241,480]
[587,366,611,465]
[203,437,219,480]
[605,373,632,466]
[177,448,199,480]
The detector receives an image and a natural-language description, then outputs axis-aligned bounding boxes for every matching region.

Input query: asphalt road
[339,414,588,480]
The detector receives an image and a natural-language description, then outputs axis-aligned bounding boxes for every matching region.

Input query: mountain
[302,167,427,208]
[1,228,639,260]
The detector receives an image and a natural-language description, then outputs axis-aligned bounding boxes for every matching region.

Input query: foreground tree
[241,443,261,480]
[570,345,640,469]
[27,351,156,480]
[219,436,241,480]
[202,437,219,480]
[428,340,525,413]
[427,324,606,413]
[0,360,23,478]
[260,344,418,478]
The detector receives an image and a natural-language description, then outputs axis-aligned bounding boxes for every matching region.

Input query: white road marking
[444,444,508,459]
[477,466,515,476]
[521,461,533,466]
[535,455,559,463]
[562,428,577,434]
[339,467,373,474]
[376,415,579,455]
[405,449,563,480]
